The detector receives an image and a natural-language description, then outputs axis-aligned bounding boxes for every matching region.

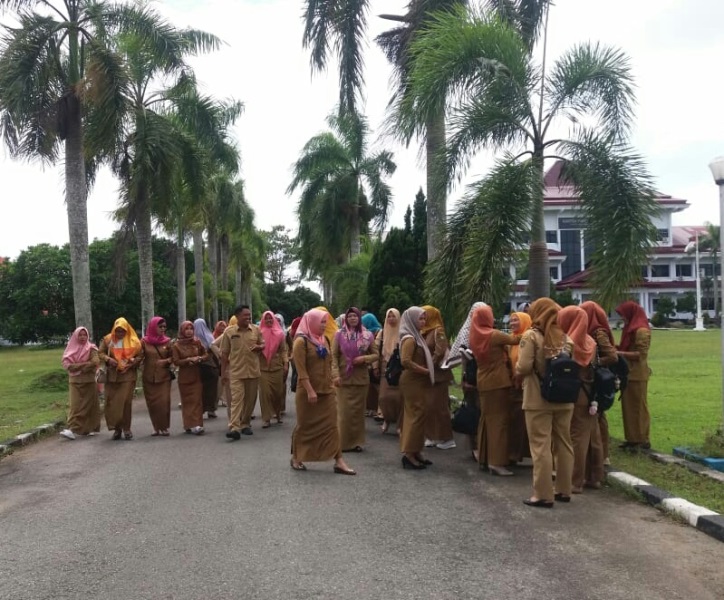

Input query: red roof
[553,268,697,291]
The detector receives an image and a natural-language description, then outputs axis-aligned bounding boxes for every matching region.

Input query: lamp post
[686,231,705,331]
[708,156,724,431]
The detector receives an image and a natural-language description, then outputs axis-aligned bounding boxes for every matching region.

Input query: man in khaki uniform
[222,305,264,440]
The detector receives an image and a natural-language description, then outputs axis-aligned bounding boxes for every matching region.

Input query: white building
[510,161,717,318]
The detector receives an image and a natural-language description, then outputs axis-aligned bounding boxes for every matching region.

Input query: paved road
[1,388,723,600]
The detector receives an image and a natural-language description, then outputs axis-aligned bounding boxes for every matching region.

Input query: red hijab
[558,306,596,367]
[580,301,614,346]
[290,317,302,338]
[260,310,285,364]
[176,320,197,345]
[616,301,650,351]
[212,320,227,339]
[469,305,495,362]
[143,316,170,346]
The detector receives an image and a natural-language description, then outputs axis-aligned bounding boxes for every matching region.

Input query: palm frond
[426,159,535,329]
[559,134,659,310]
[545,42,636,142]
[486,0,550,50]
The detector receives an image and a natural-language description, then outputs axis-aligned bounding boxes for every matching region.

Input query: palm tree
[399,6,659,318]
[700,223,721,317]
[288,111,396,291]
[107,21,223,333]
[0,0,158,337]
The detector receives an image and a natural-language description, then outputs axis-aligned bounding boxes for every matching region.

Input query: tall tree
[400,6,658,313]
[288,111,395,295]
[0,0,160,336]
[263,226,299,287]
[699,222,721,316]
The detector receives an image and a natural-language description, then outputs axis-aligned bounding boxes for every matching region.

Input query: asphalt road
[1,388,723,600]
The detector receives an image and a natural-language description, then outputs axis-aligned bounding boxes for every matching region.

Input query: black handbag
[452,401,480,436]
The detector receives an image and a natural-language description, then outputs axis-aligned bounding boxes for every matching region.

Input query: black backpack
[610,354,629,393]
[539,352,581,403]
[385,345,403,386]
[588,348,617,412]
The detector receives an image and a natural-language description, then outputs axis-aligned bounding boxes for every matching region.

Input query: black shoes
[402,456,426,470]
[523,498,554,508]
[241,427,253,436]
[554,493,571,503]
[226,430,241,441]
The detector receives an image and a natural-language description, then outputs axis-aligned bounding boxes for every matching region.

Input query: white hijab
[399,306,435,385]
[442,301,488,369]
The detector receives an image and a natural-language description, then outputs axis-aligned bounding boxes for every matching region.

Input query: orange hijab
[468,305,495,362]
[557,306,596,367]
[421,305,445,336]
[528,298,564,355]
[103,317,141,372]
[508,311,532,368]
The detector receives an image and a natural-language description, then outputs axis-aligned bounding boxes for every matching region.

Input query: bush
[650,312,668,327]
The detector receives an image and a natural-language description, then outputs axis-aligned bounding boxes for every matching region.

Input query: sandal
[151,432,160,437]
[290,459,307,471]
[262,421,271,429]
[112,430,122,441]
[160,431,170,437]
[380,422,389,434]
[124,431,133,440]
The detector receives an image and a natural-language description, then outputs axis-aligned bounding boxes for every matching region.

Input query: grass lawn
[0,346,67,441]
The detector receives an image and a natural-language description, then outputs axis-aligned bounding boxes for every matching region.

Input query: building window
[656,228,670,242]
[550,266,558,280]
[650,265,670,278]
[676,264,692,277]
[560,230,582,277]
[545,230,558,244]
[702,264,722,277]
[640,266,648,279]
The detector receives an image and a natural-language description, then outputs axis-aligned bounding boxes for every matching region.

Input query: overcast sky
[1,0,723,260]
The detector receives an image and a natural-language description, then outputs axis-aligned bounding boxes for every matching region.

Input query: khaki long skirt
[260,369,285,422]
[621,381,650,445]
[571,390,604,488]
[67,380,100,435]
[291,390,341,462]
[200,364,219,413]
[104,380,136,432]
[144,380,171,432]
[508,388,530,462]
[338,384,368,450]
[424,382,453,441]
[379,379,402,423]
[366,379,379,413]
[477,387,512,468]
[179,380,204,429]
[399,372,429,454]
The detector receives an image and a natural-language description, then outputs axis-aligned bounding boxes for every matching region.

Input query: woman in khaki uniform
[332,307,378,452]
[141,316,174,436]
[615,300,652,450]
[172,320,208,435]
[558,306,606,494]
[515,298,574,507]
[99,318,142,440]
[421,305,455,450]
[259,310,288,427]
[377,308,402,435]
[59,327,100,440]
[398,306,435,470]
[469,305,520,476]
[581,301,618,465]
[290,308,355,475]
[507,311,532,464]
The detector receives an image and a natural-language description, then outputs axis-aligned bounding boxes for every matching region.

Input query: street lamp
[707,156,724,431]
[685,231,705,331]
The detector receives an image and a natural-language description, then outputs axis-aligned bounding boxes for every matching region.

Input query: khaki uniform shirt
[221,324,263,380]
[475,330,519,391]
[141,341,173,384]
[331,332,379,385]
[293,336,333,394]
[625,329,651,382]
[260,339,289,372]
[425,328,453,383]
[68,349,100,384]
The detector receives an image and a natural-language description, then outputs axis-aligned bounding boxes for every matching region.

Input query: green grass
[0,346,67,440]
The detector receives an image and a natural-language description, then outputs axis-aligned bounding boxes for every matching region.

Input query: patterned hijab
[193,318,215,349]
[508,311,532,369]
[104,317,142,370]
[558,306,596,367]
[62,327,97,375]
[176,320,197,345]
[260,310,285,364]
[616,300,650,351]
[399,306,435,385]
[336,307,374,378]
[469,305,495,362]
[143,316,170,346]
[580,301,614,346]
[445,301,487,368]
[381,308,401,362]
[528,299,565,356]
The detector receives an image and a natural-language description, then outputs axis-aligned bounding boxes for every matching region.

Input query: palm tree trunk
[242,280,252,311]
[235,265,242,305]
[193,228,205,319]
[176,225,187,325]
[208,228,219,325]
[350,200,361,258]
[425,112,446,261]
[220,235,229,320]
[64,94,93,338]
[135,202,155,336]
[528,152,550,300]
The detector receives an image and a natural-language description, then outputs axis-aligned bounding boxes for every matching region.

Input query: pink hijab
[62,327,97,375]
[295,308,328,347]
[260,310,285,363]
[142,316,170,346]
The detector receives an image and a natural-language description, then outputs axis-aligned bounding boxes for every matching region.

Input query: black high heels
[414,454,433,466]
[402,455,426,470]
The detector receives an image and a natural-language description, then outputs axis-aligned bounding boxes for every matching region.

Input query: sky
[1,0,724,260]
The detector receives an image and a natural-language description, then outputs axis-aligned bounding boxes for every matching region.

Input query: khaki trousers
[525,406,574,501]
[229,378,259,432]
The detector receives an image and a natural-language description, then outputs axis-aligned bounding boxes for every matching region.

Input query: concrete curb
[608,469,724,543]
[0,420,64,459]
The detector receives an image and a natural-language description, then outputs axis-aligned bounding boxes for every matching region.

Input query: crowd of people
[59,298,652,504]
